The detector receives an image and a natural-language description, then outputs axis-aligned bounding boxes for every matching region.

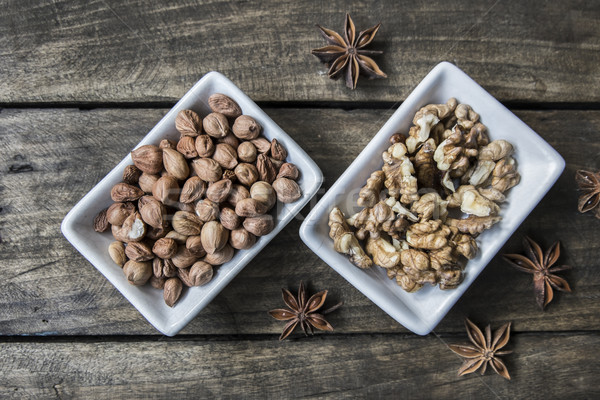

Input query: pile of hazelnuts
[94,93,302,307]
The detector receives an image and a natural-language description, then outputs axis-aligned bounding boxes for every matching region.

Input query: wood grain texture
[0,333,598,399]
[1,108,599,336]
[1,0,599,104]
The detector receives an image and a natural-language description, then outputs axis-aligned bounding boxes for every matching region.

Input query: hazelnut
[123,165,142,185]
[218,133,240,149]
[163,277,183,307]
[270,139,287,161]
[175,109,202,137]
[171,247,198,268]
[172,211,204,236]
[111,223,128,242]
[188,261,214,286]
[108,241,127,267]
[177,267,193,287]
[131,145,163,174]
[138,195,165,229]
[123,260,152,286]
[165,230,189,244]
[195,199,220,222]
[177,201,196,213]
[177,136,198,159]
[203,244,234,265]
[229,227,256,250]
[153,257,165,278]
[112,212,146,242]
[208,93,242,118]
[243,214,274,236]
[152,238,177,259]
[179,176,206,203]
[150,275,166,290]
[191,158,222,182]
[201,221,229,254]
[250,181,276,209]
[256,154,277,184]
[212,143,238,170]
[195,135,215,157]
[235,198,269,217]
[203,112,229,138]
[272,177,302,203]
[138,173,159,193]
[137,194,154,208]
[107,202,136,226]
[162,148,190,181]
[146,223,169,240]
[125,241,154,262]
[152,176,180,205]
[163,259,177,277]
[234,163,259,187]
[220,207,241,230]
[237,141,257,163]
[159,139,177,149]
[250,137,271,154]
[232,115,261,140]
[277,163,299,180]
[111,182,144,202]
[227,184,250,207]
[92,209,107,233]
[269,157,283,172]
[186,235,206,257]
[206,179,233,203]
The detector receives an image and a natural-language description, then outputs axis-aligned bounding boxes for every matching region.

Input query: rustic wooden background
[1,0,599,398]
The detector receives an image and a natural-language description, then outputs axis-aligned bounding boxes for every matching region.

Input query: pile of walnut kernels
[94,93,302,307]
[329,98,521,292]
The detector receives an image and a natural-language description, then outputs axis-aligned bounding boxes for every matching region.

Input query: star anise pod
[503,236,572,310]
[269,282,343,340]
[312,13,387,89]
[576,169,600,218]
[449,318,512,380]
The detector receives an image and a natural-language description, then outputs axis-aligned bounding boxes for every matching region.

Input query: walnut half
[328,207,373,269]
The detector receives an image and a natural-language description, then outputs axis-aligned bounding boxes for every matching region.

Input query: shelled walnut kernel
[329,99,520,292]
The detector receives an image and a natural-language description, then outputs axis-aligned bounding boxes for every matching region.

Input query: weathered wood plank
[0,333,598,398]
[1,0,599,103]
[1,108,599,336]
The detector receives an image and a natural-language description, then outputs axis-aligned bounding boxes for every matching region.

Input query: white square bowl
[299,62,564,335]
[61,71,323,336]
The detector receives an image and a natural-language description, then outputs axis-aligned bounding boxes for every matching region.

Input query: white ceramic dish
[299,61,564,335]
[61,71,323,336]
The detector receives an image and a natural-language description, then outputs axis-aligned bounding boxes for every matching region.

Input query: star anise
[269,282,343,340]
[503,236,572,310]
[312,13,387,89]
[576,169,600,218]
[449,318,512,380]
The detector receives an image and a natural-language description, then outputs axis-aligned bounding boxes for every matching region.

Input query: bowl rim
[61,71,324,336]
[299,61,565,335]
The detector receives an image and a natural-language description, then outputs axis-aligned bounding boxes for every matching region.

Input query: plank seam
[0,331,597,343]
[1,102,600,111]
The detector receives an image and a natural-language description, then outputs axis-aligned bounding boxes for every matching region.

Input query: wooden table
[1,1,599,398]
